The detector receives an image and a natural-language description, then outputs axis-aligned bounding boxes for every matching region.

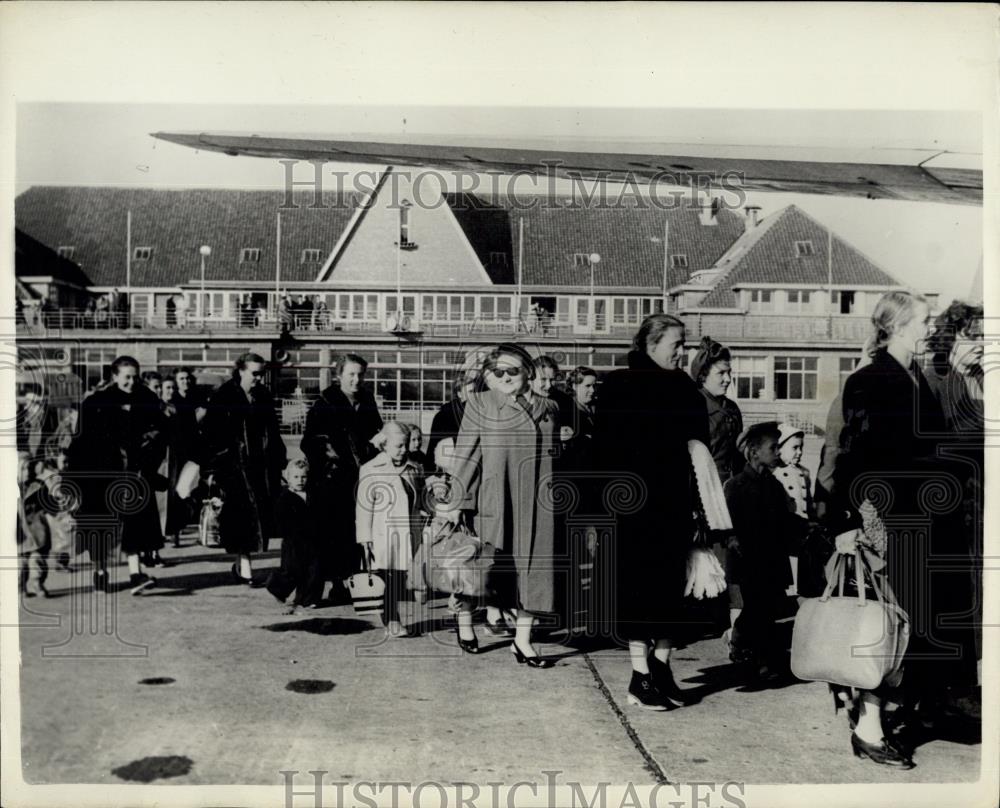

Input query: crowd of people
[15,293,983,769]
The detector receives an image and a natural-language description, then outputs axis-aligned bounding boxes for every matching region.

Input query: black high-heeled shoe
[511,641,554,669]
[850,733,915,769]
[454,624,480,654]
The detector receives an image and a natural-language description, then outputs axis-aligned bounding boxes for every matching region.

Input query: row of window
[747,288,865,315]
[57,240,820,267]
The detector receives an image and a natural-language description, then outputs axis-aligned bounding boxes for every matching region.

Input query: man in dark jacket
[301,353,383,585]
[426,369,479,466]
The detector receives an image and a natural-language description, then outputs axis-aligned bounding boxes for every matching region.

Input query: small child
[39,451,78,572]
[356,422,424,638]
[18,454,51,598]
[267,458,323,614]
[403,423,432,473]
[724,421,808,681]
[771,423,814,596]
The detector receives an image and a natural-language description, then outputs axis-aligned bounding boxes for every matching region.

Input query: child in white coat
[356,421,424,637]
[772,423,813,595]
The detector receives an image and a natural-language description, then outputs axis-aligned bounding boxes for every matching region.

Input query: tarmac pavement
[14,535,983,788]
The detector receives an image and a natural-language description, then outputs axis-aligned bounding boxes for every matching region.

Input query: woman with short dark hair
[200,352,286,585]
[594,314,708,710]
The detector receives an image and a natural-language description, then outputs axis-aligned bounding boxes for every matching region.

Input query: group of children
[722,420,823,680]
[267,420,445,638]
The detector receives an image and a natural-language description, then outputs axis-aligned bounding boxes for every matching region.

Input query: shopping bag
[413,517,495,599]
[346,547,385,616]
[175,461,201,500]
[199,499,222,548]
[791,550,909,690]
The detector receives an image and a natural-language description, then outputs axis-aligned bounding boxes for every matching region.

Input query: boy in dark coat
[724,421,807,680]
[266,459,323,613]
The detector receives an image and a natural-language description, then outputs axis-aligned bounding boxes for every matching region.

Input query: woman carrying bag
[823,290,976,768]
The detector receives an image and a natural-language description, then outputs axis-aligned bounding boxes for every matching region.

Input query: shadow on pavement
[258,617,374,635]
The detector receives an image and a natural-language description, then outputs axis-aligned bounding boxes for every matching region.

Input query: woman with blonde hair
[831,290,975,767]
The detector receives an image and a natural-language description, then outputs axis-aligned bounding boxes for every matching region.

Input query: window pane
[181,348,203,362]
[399,372,421,404]
[497,298,511,317]
[423,296,434,320]
[386,295,397,313]
[789,375,802,399]
[206,348,228,362]
[436,296,447,319]
[737,378,750,399]
[804,374,817,400]
[464,296,475,318]
[775,373,788,399]
[367,295,378,320]
[481,297,495,317]
[774,357,787,370]
[805,357,818,371]
[751,377,766,400]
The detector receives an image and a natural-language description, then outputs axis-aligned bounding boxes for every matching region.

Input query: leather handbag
[412,516,495,599]
[346,546,385,616]
[791,551,909,690]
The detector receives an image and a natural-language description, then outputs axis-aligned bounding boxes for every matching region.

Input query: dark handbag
[413,515,495,598]
[346,545,385,616]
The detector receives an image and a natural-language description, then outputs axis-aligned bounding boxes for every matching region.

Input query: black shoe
[129,573,156,595]
[851,733,915,769]
[627,671,672,711]
[93,569,109,592]
[483,617,515,638]
[454,624,480,654]
[510,641,554,668]
[150,552,173,568]
[230,563,262,587]
[648,654,697,706]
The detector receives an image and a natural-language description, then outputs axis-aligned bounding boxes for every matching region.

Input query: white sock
[240,555,252,578]
[127,554,141,576]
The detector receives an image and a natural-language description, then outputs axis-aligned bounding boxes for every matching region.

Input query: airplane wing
[151,131,982,205]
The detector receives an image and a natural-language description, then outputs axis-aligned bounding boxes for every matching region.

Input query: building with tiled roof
[14,181,922,434]
[692,204,903,310]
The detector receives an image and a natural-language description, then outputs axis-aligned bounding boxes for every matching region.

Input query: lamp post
[588,252,601,332]
[199,245,211,327]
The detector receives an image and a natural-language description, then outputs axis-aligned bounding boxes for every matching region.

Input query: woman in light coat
[448,343,560,666]
[356,421,424,637]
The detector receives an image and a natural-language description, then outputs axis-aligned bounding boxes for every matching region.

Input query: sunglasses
[490,367,524,379]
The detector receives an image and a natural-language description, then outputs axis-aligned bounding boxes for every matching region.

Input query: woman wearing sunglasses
[447,343,560,667]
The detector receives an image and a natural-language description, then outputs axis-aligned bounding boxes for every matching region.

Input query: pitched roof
[447,193,746,289]
[15,187,360,287]
[15,228,93,287]
[697,204,902,308]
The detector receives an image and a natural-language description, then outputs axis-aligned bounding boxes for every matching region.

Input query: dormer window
[301,249,322,263]
[57,246,76,259]
[794,240,815,257]
[670,254,689,269]
[133,247,153,261]
[240,248,261,263]
[748,289,773,313]
[573,253,590,267]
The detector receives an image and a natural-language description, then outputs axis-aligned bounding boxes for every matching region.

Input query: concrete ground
[15,535,982,788]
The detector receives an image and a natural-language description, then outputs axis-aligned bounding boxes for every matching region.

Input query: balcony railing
[16,308,873,344]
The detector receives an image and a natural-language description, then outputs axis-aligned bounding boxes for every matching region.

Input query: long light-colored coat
[449,388,559,614]
[356,453,424,571]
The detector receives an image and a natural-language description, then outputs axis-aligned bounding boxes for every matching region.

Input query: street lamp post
[588,252,601,332]
[199,245,211,327]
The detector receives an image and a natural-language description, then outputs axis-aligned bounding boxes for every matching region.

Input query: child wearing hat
[772,423,814,597]
[723,421,808,681]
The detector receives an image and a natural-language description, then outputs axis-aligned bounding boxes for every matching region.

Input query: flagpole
[276,211,282,312]
[661,218,670,311]
[517,217,524,330]
[126,209,132,323]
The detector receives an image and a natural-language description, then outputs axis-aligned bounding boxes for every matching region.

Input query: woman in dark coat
[200,352,286,585]
[162,368,201,547]
[593,314,709,711]
[832,291,976,768]
[69,355,166,594]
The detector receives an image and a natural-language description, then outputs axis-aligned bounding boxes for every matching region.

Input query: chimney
[744,205,761,227]
[698,194,719,226]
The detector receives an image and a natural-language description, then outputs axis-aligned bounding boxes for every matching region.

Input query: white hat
[776,422,804,447]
